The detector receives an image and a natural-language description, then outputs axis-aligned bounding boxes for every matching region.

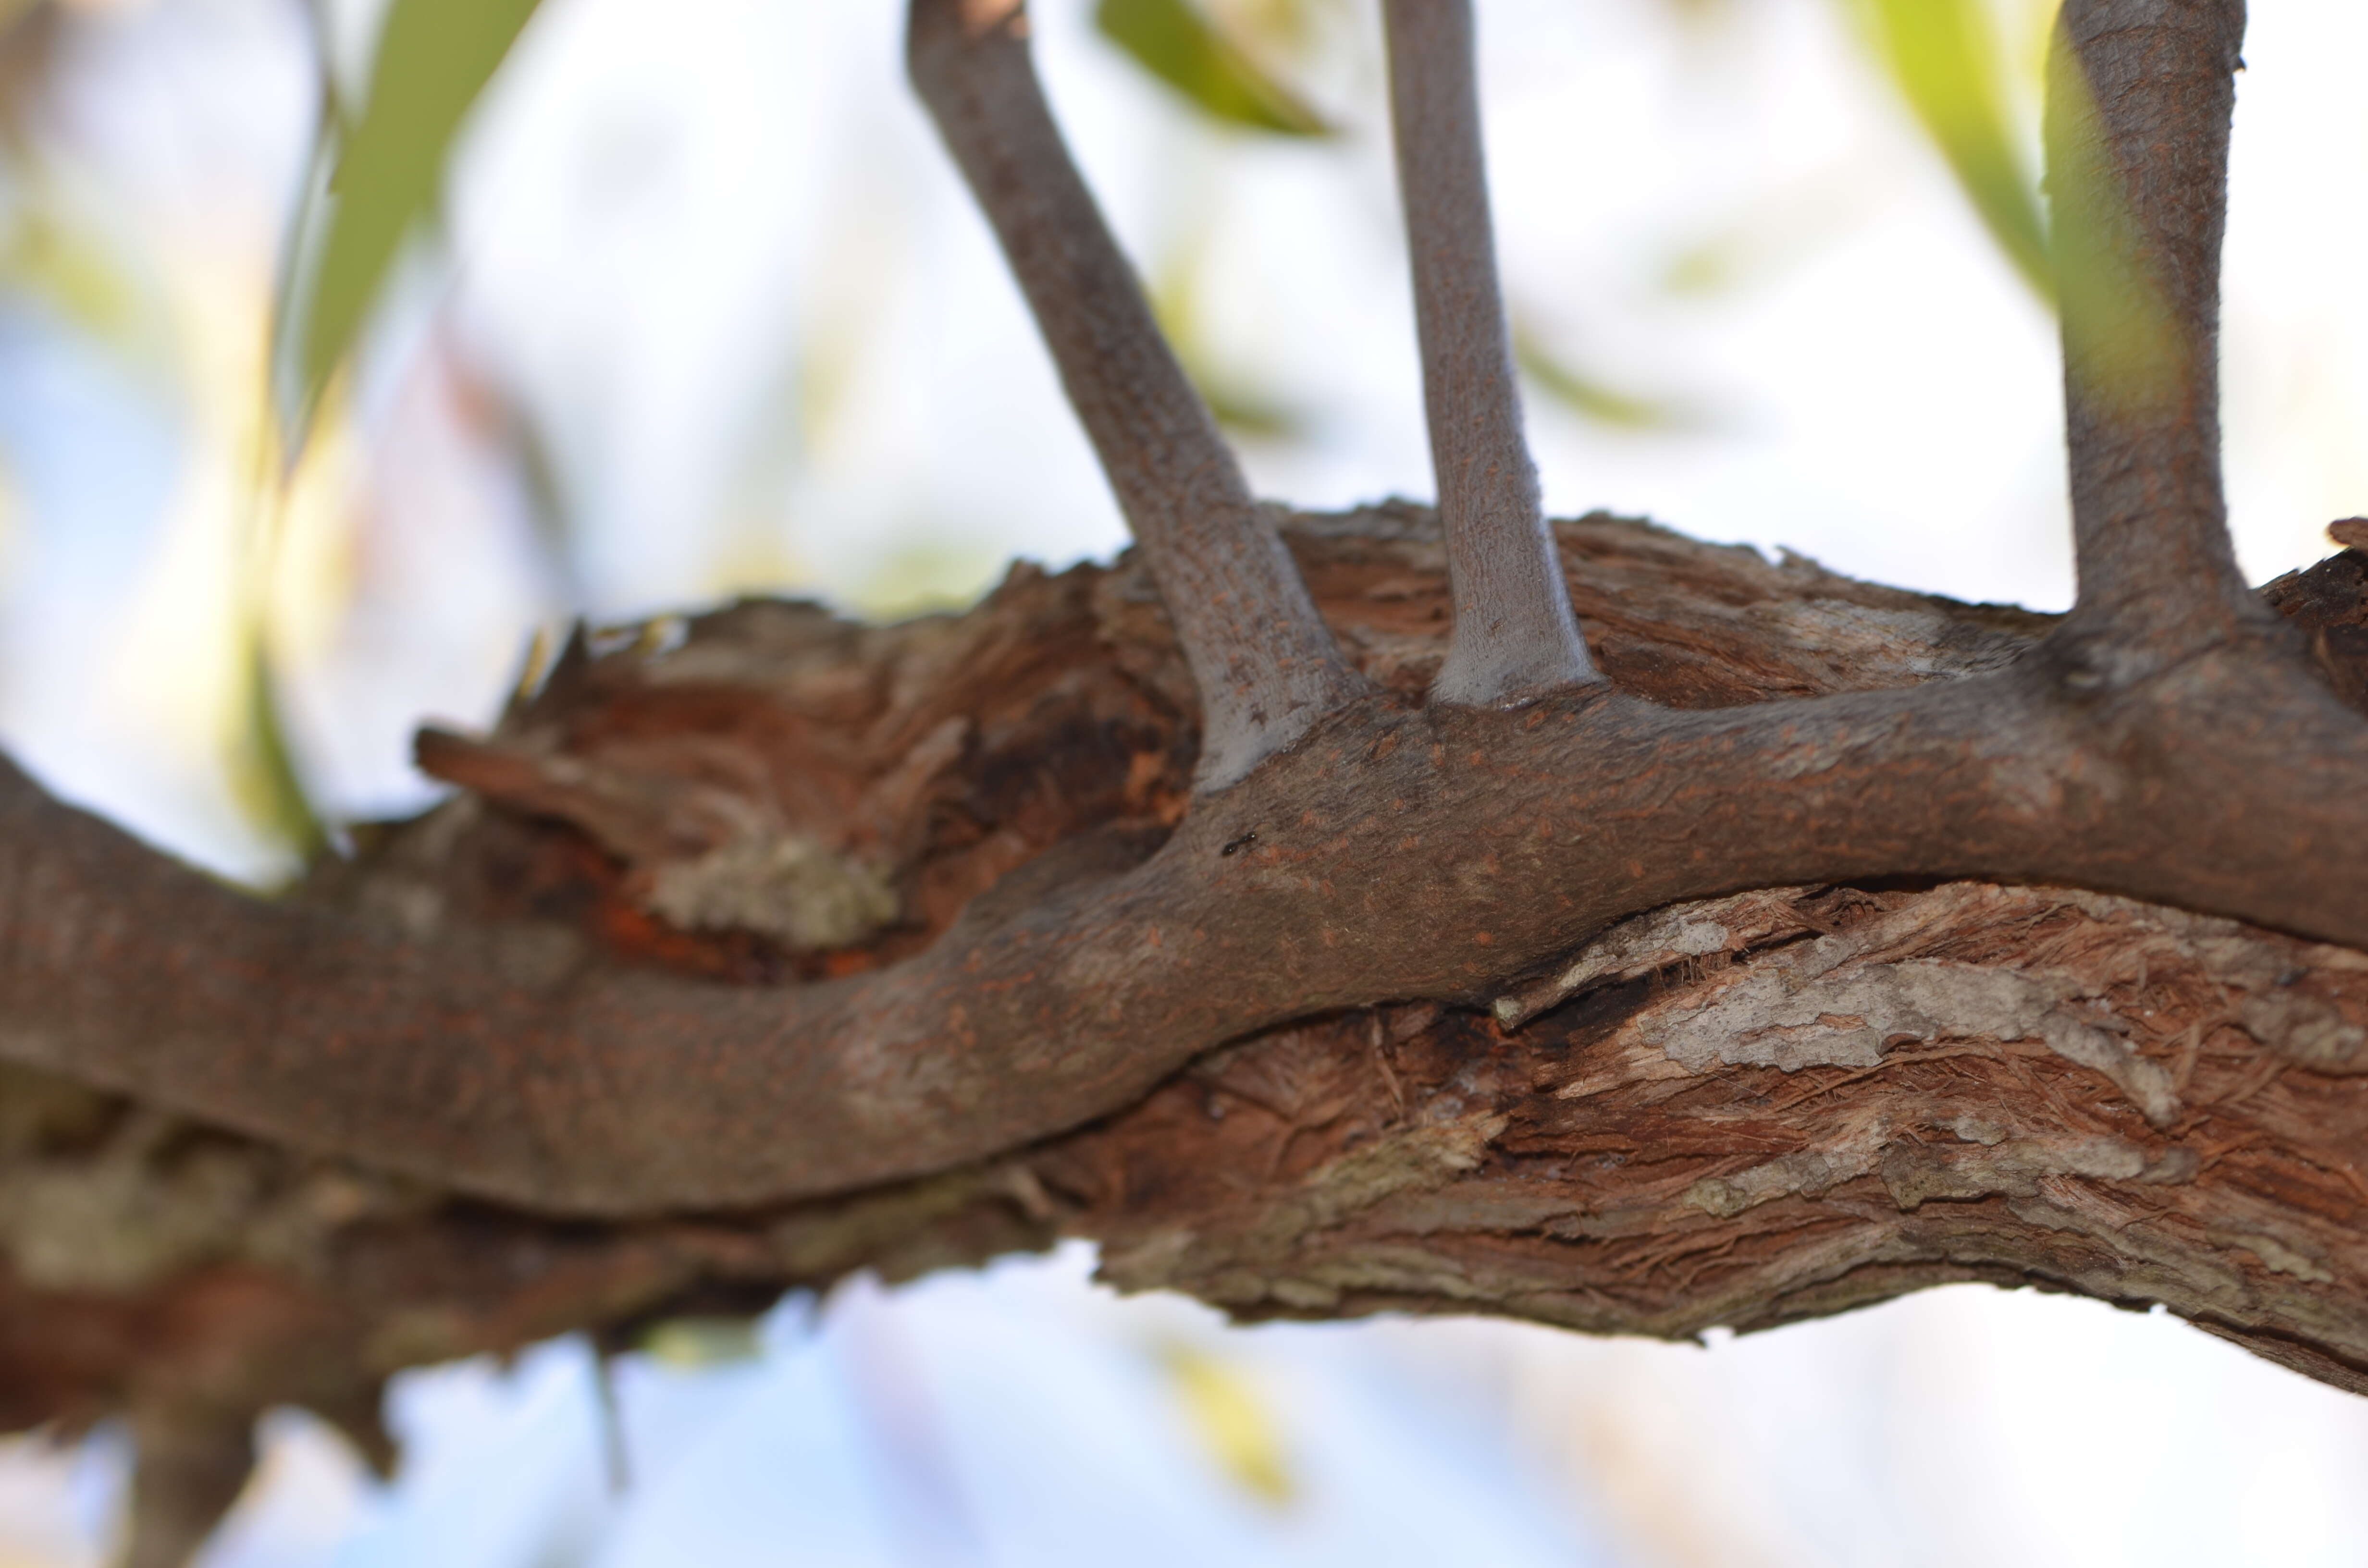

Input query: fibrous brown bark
[0,512,2365,1476]
[6,0,2368,1558]
[13,512,2367,1219]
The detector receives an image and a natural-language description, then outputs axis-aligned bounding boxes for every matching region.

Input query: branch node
[2047,0,2262,646]
[907,0,1360,785]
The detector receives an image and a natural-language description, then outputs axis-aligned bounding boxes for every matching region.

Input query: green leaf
[641,1317,765,1369]
[1095,0,1331,137]
[285,0,542,437]
[229,620,329,870]
[1198,382,1305,440]
[1147,226,1310,440]
[1515,329,1702,433]
[0,200,143,348]
[1851,0,2051,303]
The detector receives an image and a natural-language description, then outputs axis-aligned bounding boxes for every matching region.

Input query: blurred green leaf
[1149,228,1310,440]
[1658,236,1744,296]
[1160,1343,1297,1508]
[641,1316,765,1369]
[0,200,140,346]
[1656,167,1881,298]
[1850,0,2051,302]
[1650,0,1741,37]
[285,0,541,438]
[850,534,1006,621]
[231,622,328,870]
[1095,0,1331,137]
[1198,382,1304,439]
[1515,328,1700,433]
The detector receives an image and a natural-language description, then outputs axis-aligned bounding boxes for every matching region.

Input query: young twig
[1382,0,1595,704]
[2046,0,2265,648]
[906,0,1359,786]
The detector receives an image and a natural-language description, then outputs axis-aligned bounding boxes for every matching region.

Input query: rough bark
[14,506,2368,1221]
[3,3,2344,1562]
[2,510,2366,1531]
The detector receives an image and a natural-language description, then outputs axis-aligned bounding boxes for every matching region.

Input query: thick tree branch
[1,518,2367,1522]
[1382,0,1594,704]
[17,5,2368,1554]
[3,514,2366,1225]
[905,0,1358,785]
[2047,0,2263,644]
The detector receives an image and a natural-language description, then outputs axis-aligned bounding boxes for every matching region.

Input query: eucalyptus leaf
[1853,0,2051,302]
[283,0,542,440]
[1095,0,1330,137]
[231,616,328,869]
[1515,329,1700,433]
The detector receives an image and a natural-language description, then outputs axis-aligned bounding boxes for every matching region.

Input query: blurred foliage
[1846,0,2183,414]
[1658,163,1887,297]
[1843,0,2051,302]
[849,535,1009,622]
[283,0,542,441]
[233,617,328,864]
[0,14,163,364]
[1658,0,1739,33]
[642,1318,766,1370]
[1160,1345,1297,1508]
[1515,323,1703,433]
[232,403,367,868]
[1096,0,1332,136]
[1195,380,1303,439]
[1151,229,1309,441]
[0,188,144,350]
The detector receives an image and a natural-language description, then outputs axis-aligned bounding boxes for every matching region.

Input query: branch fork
[9,9,2368,1530]
[0,0,2349,1215]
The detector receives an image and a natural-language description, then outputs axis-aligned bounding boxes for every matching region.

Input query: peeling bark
[2,5,2340,1563]
[1,510,2366,1550]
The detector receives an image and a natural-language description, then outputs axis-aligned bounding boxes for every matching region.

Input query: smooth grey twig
[908,0,1358,786]
[1383,0,1596,705]
[2046,0,2266,649]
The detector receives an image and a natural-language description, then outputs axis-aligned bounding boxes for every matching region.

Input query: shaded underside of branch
[11,510,2368,1221]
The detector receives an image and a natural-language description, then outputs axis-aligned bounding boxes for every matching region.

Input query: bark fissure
[12,0,2368,1557]
[4,522,2367,1484]
[9,529,2366,1218]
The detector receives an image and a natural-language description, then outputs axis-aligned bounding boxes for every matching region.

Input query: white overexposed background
[0,0,2365,1563]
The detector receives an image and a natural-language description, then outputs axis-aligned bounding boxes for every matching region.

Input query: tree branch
[1077,876,2368,1396]
[905,0,1359,786]
[2047,0,2262,644]
[1382,0,1595,704]
[3,512,2366,1224]
[19,5,2368,1550]
[2,520,2367,1512]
